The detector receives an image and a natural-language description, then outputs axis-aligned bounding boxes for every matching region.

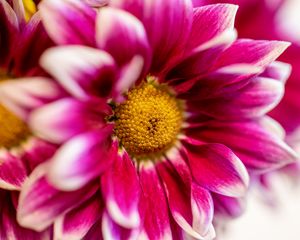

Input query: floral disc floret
[0,104,31,149]
[114,81,183,159]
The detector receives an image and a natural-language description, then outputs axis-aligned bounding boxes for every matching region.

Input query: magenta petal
[39,0,96,46]
[213,193,245,218]
[187,76,284,120]
[0,77,64,120]
[17,164,98,231]
[0,152,27,190]
[260,61,291,83]
[157,159,214,238]
[138,165,172,239]
[54,194,103,240]
[96,7,151,70]
[102,212,138,240]
[184,142,249,197]
[30,98,110,144]
[110,0,193,72]
[101,151,140,228]
[82,220,103,240]
[0,0,18,66]
[214,39,290,69]
[187,4,238,51]
[0,191,51,240]
[47,127,116,191]
[40,46,117,100]
[188,118,298,172]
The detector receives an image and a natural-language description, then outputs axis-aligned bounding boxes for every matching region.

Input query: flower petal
[54,194,103,240]
[212,193,245,218]
[183,141,249,197]
[0,152,27,190]
[157,157,214,239]
[187,4,238,51]
[96,7,151,70]
[214,39,290,69]
[138,164,172,240]
[29,98,110,144]
[0,0,18,66]
[101,151,140,228]
[39,0,96,46]
[17,163,98,231]
[187,76,285,120]
[47,127,116,191]
[102,212,138,240]
[0,77,63,120]
[110,0,193,72]
[40,46,117,100]
[187,118,298,172]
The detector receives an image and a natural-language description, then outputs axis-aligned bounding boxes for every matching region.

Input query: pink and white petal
[213,193,245,218]
[260,61,291,83]
[39,0,97,46]
[102,212,138,240]
[187,4,238,51]
[165,30,236,92]
[0,151,27,190]
[138,164,172,240]
[101,151,140,228]
[183,141,249,197]
[54,194,103,240]
[0,0,18,66]
[214,39,290,69]
[1,191,51,240]
[17,163,98,231]
[96,7,151,70]
[13,13,54,77]
[0,77,64,120]
[110,0,193,72]
[187,119,298,172]
[47,128,116,191]
[83,220,103,240]
[157,159,213,239]
[40,46,117,100]
[29,98,110,144]
[21,137,58,170]
[187,76,284,120]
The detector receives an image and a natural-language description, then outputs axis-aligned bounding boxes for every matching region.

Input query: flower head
[1,0,297,239]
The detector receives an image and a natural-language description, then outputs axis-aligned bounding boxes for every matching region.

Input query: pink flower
[1,0,296,239]
[0,0,58,237]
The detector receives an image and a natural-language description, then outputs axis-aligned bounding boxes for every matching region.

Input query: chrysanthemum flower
[1,0,296,239]
[0,0,58,237]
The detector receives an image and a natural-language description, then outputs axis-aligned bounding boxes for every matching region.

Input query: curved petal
[39,0,97,46]
[54,194,103,240]
[102,212,138,240]
[47,127,116,191]
[101,151,140,228]
[187,118,298,172]
[183,141,249,197]
[214,39,290,69]
[96,7,151,71]
[0,0,18,66]
[187,4,238,51]
[110,0,193,72]
[0,77,64,120]
[138,164,172,240]
[157,157,214,239]
[212,193,245,218]
[40,46,117,100]
[0,151,27,190]
[17,163,98,231]
[187,76,285,120]
[29,98,110,144]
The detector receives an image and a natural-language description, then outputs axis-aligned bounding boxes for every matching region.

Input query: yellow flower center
[114,82,183,159]
[0,104,31,149]
[0,71,31,149]
[22,0,37,22]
